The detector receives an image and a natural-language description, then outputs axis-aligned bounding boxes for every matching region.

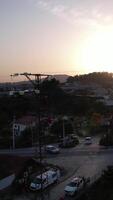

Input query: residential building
[13,116,37,136]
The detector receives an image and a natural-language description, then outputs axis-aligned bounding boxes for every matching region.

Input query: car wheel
[74,191,78,196]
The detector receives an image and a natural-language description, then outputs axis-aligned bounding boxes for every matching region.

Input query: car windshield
[85,137,91,140]
[68,182,77,187]
[33,178,42,184]
[48,146,56,150]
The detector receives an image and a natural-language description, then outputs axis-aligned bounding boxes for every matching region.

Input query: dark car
[59,137,79,148]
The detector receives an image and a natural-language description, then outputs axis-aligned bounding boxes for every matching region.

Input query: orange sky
[1,0,113,82]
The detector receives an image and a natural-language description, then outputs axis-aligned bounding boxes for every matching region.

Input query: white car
[30,169,60,191]
[64,177,84,196]
[84,137,92,145]
[46,145,60,154]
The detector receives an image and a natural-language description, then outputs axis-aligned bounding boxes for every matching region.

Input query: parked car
[64,176,90,196]
[84,137,92,145]
[70,134,79,140]
[45,145,60,154]
[30,169,60,191]
[59,137,79,148]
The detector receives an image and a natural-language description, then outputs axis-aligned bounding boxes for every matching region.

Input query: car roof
[46,145,54,148]
[72,177,82,182]
[36,170,56,179]
[85,137,91,139]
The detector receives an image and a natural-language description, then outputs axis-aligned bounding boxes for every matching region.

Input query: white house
[13,116,37,136]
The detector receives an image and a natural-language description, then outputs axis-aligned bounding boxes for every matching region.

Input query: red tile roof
[15,116,37,125]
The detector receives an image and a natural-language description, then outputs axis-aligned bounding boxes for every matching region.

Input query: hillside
[67,72,113,88]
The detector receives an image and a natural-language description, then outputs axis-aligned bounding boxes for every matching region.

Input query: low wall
[0,174,15,190]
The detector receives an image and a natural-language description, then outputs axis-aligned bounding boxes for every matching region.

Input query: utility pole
[12,115,15,149]
[11,72,51,200]
[62,118,65,139]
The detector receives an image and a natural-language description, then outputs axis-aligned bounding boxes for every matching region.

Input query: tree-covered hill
[67,72,113,88]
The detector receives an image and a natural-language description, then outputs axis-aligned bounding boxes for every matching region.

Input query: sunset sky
[1,0,113,82]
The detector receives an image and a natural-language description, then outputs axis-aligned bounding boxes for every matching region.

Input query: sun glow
[79,28,113,72]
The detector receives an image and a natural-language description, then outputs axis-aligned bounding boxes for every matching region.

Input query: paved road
[1,136,113,200]
[0,136,108,157]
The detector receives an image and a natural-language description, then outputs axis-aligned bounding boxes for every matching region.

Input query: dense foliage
[0,75,112,148]
[79,166,113,200]
[99,133,113,146]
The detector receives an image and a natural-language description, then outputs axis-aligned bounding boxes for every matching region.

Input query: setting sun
[79,28,113,72]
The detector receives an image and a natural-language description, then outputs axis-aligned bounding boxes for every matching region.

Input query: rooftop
[15,115,37,125]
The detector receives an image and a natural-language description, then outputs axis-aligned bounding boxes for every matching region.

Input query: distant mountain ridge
[52,74,69,83]
[0,74,69,85]
[1,72,113,89]
[0,74,69,89]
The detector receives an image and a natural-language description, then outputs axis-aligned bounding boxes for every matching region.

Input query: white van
[30,169,60,191]
[84,137,92,145]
